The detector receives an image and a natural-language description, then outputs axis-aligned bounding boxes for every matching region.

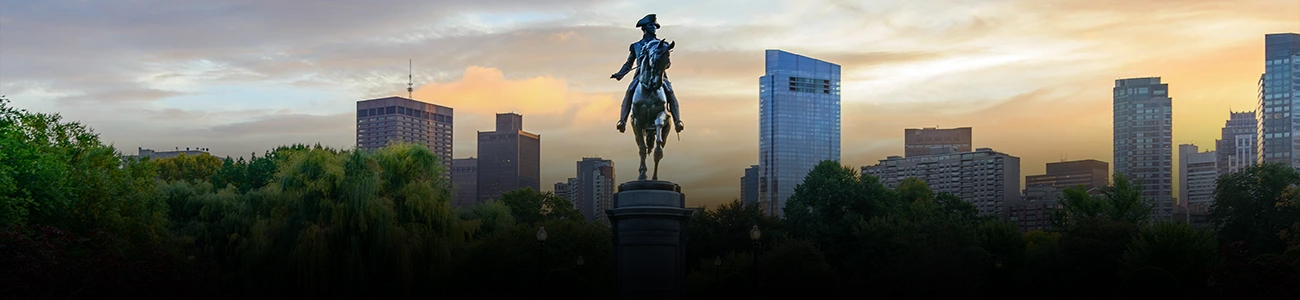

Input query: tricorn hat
[635,14,660,29]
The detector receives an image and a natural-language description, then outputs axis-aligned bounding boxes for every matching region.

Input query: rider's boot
[665,82,683,132]
[617,86,633,132]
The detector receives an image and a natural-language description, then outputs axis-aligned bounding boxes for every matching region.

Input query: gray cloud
[209,113,354,136]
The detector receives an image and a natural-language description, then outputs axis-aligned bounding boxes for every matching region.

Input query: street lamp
[750,225,761,296]
[538,226,547,294]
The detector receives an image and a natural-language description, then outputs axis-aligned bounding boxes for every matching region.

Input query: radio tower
[407,59,414,99]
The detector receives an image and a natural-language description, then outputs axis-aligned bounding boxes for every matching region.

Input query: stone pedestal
[606,180,694,299]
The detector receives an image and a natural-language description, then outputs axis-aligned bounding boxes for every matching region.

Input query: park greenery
[2,96,1299,299]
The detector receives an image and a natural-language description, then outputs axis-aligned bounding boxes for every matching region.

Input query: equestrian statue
[611,14,682,181]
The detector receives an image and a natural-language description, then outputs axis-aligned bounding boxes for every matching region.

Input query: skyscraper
[904,127,972,157]
[741,165,759,207]
[476,113,540,202]
[575,157,615,223]
[1216,111,1257,176]
[758,49,841,218]
[1178,144,1216,217]
[1256,33,1300,166]
[451,157,478,208]
[356,96,454,179]
[1113,77,1175,221]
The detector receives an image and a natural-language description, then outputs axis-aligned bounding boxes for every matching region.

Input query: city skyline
[3,0,1300,208]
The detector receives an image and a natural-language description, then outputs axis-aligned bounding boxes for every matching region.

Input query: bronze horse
[623,38,675,181]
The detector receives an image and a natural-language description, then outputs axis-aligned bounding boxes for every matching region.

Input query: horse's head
[638,39,673,90]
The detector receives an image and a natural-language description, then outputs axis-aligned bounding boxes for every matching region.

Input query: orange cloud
[413,66,572,116]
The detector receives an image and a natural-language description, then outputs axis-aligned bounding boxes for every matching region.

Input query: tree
[496,187,583,224]
[1119,221,1221,293]
[685,198,782,274]
[1055,217,1139,299]
[1022,230,1067,294]
[1209,163,1300,254]
[446,219,612,299]
[784,160,990,297]
[154,153,223,183]
[162,143,468,298]
[1049,172,1152,230]
[1100,172,1151,224]
[784,160,887,278]
[0,96,170,242]
[458,199,517,240]
[0,96,216,299]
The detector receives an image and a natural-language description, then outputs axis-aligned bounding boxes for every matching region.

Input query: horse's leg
[653,133,663,181]
[653,109,666,145]
[634,123,648,181]
[651,108,667,180]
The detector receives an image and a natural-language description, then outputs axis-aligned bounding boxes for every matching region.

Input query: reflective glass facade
[1256,33,1300,166]
[759,50,840,218]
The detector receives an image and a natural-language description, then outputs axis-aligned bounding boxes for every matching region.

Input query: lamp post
[749,224,761,296]
[537,226,548,294]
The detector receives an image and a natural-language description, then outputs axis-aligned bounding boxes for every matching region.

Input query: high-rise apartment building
[1217,111,1258,175]
[575,158,615,223]
[741,165,760,207]
[758,49,841,218]
[1179,144,1217,217]
[477,113,540,202]
[862,148,1020,217]
[356,96,454,179]
[904,127,972,157]
[451,157,478,208]
[1112,77,1174,221]
[1007,159,1109,232]
[591,165,615,226]
[1257,33,1300,166]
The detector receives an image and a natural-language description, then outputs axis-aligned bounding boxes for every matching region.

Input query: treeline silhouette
[3,96,1299,299]
[0,98,609,299]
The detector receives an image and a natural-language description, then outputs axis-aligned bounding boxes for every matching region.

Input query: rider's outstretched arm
[612,44,637,80]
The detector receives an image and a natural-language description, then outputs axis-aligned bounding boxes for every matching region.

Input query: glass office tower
[758,49,841,218]
[1257,33,1300,166]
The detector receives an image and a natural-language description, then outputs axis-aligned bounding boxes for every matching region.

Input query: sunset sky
[3,0,1299,208]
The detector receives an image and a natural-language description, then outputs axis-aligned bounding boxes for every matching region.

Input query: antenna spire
[407,59,414,99]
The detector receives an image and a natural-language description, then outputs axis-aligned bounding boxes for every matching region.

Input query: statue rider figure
[612,14,684,133]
